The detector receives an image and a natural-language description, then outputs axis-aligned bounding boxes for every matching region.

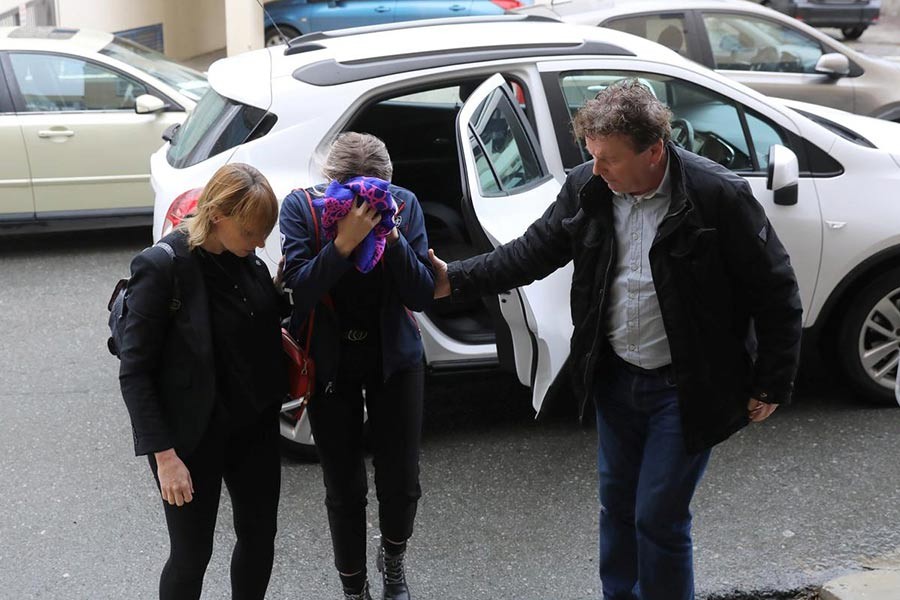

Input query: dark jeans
[594,359,711,600]
[148,408,281,600]
[308,340,424,574]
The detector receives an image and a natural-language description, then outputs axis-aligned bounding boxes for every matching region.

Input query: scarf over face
[314,176,398,273]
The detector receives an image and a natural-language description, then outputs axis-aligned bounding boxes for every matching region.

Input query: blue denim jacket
[280,183,435,385]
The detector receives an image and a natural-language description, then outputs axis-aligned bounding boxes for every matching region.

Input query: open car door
[455,73,574,412]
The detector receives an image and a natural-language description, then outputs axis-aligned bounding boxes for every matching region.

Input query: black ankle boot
[342,579,373,600]
[376,544,411,600]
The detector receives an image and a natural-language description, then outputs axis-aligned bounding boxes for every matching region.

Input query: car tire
[836,267,900,406]
[841,26,867,41]
[265,25,301,47]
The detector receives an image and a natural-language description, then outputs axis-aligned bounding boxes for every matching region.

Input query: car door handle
[449,4,466,10]
[374,5,391,11]
[37,129,74,138]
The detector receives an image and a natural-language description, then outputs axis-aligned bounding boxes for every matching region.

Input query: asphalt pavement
[2,228,900,599]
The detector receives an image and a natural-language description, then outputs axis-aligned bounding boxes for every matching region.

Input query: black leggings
[148,409,281,600]
[308,348,424,574]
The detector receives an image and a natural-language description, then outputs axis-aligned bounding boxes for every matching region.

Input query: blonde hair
[181,163,278,249]
[321,132,393,182]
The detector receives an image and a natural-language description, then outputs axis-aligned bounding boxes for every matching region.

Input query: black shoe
[343,580,373,600]
[377,544,411,600]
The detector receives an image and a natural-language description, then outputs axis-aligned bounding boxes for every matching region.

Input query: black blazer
[118,230,282,457]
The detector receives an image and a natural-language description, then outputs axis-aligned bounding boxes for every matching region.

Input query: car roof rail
[283,14,562,56]
[292,40,634,85]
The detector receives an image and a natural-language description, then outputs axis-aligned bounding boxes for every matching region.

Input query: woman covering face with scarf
[279,132,435,600]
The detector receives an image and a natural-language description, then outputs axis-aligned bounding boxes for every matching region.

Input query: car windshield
[99,37,209,101]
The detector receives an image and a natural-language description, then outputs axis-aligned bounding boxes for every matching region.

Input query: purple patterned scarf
[314,176,398,273]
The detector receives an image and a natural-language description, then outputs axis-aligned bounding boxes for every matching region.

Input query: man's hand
[429,249,450,298]
[154,448,194,507]
[747,397,777,423]
[335,199,380,258]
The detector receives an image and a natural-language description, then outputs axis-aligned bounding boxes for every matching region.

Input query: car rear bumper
[790,1,881,28]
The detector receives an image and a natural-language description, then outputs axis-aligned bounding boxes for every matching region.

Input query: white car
[0,27,208,233]
[150,16,900,457]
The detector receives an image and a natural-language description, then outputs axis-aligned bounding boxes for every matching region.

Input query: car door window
[467,86,544,195]
[8,52,147,112]
[557,71,786,173]
[702,12,824,73]
[604,13,690,58]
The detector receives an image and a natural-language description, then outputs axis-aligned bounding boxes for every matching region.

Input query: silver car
[0,27,208,233]
[515,0,900,120]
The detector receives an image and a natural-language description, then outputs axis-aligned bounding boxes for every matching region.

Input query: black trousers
[148,408,281,600]
[308,341,424,574]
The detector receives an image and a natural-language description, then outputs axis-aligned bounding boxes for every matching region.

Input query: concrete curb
[819,570,900,600]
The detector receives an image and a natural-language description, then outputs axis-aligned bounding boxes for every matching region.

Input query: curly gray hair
[572,79,672,152]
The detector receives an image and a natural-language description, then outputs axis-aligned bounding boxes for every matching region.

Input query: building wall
[0,0,230,60]
[161,0,226,59]
[56,0,165,33]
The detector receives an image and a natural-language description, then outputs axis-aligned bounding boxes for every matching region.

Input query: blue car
[263,0,533,46]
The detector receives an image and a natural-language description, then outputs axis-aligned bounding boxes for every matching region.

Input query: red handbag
[282,318,315,402]
[282,188,323,407]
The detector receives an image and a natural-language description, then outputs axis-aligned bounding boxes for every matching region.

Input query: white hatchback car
[150,16,900,457]
[0,27,208,233]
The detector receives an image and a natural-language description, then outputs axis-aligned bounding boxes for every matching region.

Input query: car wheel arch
[812,245,900,339]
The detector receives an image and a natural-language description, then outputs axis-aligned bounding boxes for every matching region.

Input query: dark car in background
[752,0,880,40]
[262,0,533,45]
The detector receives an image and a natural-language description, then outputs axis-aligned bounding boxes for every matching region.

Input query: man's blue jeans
[595,360,711,600]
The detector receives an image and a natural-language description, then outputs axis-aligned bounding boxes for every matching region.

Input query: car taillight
[491,0,522,9]
[161,187,202,237]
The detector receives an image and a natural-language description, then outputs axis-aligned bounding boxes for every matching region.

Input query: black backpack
[107,242,181,358]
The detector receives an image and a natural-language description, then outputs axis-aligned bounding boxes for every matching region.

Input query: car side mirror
[766,144,799,206]
[814,53,850,79]
[135,94,166,114]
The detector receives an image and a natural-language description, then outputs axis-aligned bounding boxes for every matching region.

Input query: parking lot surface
[1,230,899,599]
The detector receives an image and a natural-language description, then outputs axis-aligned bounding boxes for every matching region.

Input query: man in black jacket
[429,80,802,599]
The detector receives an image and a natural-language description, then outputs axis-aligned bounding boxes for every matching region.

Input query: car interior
[9,52,145,111]
[557,71,782,173]
[338,70,787,348]
[344,76,499,345]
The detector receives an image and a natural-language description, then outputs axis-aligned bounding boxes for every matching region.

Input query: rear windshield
[166,89,275,169]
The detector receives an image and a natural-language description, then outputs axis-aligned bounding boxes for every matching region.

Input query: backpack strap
[155,241,181,311]
[148,241,181,312]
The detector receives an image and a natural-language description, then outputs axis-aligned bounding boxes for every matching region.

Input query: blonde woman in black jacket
[118,163,286,600]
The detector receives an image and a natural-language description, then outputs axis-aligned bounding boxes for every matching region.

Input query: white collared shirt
[606,157,672,369]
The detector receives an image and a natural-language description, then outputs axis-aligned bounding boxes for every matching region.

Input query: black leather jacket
[448,144,803,453]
